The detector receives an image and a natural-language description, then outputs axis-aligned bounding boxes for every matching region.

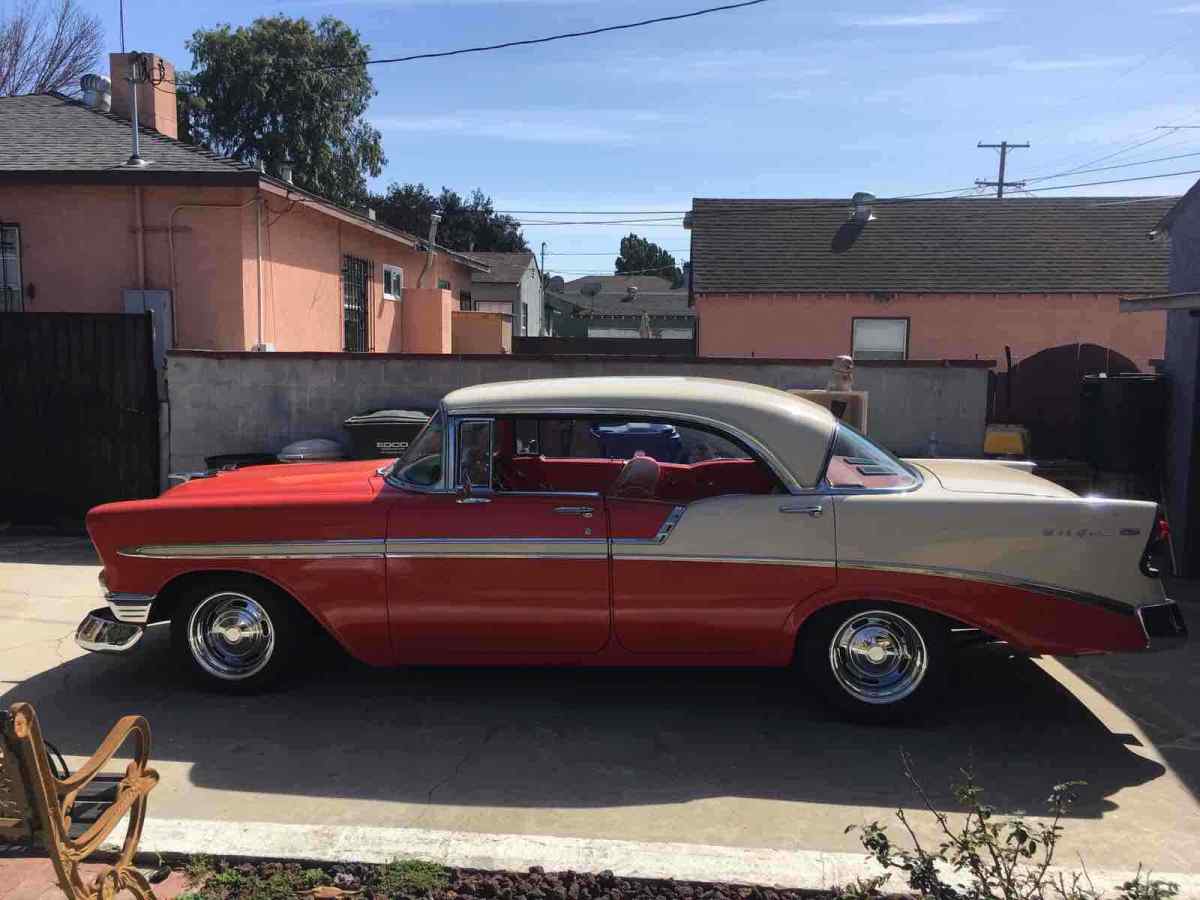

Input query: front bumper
[75,607,144,653]
[1137,600,1188,651]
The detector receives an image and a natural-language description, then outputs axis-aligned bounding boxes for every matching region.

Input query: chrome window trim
[456,416,495,492]
[454,406,805,493]
[841,559,1136,617]
[806,423,925,497]
[611,505,688,545]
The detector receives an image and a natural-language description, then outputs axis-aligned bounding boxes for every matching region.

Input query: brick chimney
[108,52,177,139]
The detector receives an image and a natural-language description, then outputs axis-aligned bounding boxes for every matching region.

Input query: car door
[386,416,611,656]
[608,422,837,655]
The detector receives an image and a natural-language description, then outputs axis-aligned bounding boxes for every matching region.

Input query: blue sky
[81,1,1200,276]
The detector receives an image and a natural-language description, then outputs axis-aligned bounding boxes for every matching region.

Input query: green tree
[372,184,527,253]
[615,233,683,288]
[180,15,384,206]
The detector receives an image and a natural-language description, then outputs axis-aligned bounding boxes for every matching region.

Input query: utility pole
[976,140,1029,198]
[540,241,546,274]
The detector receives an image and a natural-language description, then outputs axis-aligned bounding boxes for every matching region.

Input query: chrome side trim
[612,554,836,567]
[105,591,155,624]
[387,552,604,561]
[386,537,608,560]
[119,539,385,560]
[840,559,1137,617]
[611,505,688,545]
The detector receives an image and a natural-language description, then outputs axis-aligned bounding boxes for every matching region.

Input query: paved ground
[2,535,1199,891]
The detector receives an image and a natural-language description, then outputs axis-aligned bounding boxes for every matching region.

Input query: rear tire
[170,576,304,693]
[798,601,949,724]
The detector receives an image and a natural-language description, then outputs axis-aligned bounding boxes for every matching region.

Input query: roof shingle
[690,197,1173,294]
[469,251,537,283]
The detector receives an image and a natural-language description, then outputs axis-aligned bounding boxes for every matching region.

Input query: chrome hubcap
[829,610,928,705]
[187,591,275,680]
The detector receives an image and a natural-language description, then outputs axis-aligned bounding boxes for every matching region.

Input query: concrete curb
[103,817,1200,898]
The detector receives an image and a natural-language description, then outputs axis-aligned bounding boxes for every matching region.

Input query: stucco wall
[2,183,252,349]
[452,311,512,354]
[165,351,992,473]
[2,182,475,354]
[696,292,1167,370]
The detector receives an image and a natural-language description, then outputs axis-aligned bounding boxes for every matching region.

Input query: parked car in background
[75,377,1186,722]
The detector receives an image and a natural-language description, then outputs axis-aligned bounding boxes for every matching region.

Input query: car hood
[166,459,383,497]
[912,459,1077,498]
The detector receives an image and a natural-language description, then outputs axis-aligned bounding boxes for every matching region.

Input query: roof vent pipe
[849,191,876,225]
[417,212,443,288]
[81,74,111,111]
[279,155,294,185]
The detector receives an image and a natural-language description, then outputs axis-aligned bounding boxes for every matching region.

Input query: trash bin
[343,409,431,459]
[590,422,683,462]
[204,452,279,471]
[1080,374,1165,474]
[276,438,347,463]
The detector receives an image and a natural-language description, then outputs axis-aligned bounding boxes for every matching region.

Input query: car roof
[442,376,834,488]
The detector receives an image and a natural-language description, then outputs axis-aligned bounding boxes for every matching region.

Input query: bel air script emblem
[1043,527,1141,538]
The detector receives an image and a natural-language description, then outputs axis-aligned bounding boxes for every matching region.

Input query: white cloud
[841,7,1000,26]
[607,49,831,86]
[374,109,674,145]
[1011,56,1139,72]
[767,88,814,101]
[1161,3,1200,11]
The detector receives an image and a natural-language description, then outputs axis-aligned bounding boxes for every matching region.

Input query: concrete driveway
[2,535,1198,881]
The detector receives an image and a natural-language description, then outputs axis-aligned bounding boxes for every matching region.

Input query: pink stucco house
[687,196,1171,369]
[0,52,488,358]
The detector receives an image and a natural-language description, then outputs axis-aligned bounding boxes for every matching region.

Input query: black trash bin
[1080,374,1165,474]
[343,409,431,459]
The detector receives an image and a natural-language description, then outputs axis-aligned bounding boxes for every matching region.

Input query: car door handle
[553,506,595,518]
[779,504,824,517]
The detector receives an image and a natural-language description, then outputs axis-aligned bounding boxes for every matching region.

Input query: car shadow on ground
[4,630,1166,819]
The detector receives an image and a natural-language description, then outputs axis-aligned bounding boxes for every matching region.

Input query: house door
[123,289,173,370]
[342,254,371,352]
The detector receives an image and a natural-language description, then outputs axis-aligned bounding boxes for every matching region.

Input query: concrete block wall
[166,352,993,474]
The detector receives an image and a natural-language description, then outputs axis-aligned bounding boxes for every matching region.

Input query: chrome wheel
[186,591,276,681]
[828,609,928,705]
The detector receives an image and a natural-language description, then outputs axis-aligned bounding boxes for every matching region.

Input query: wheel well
[795,598,967,648]
[149,570,311,626]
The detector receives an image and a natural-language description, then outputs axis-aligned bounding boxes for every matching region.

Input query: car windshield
[822,423,918,490]
[389,409,445,487]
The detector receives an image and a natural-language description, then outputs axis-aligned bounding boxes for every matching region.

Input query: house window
[459,290,473,310]
[437,278,451,291]
[852,317,908,360]
[522,302,529,336]
[1,225,23,313]
[382,265,404,301]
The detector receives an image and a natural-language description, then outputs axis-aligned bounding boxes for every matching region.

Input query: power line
[317,0,771,71]
[1024,130,1178,184]
[498,209,688,215]
[1020,149,1200,182]
[517,216,684,225]
[546,250,690,255]
[1014,167,1200,193]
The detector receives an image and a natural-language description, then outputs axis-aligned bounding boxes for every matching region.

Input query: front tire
[798,601,949,724]
[170,577,302,692]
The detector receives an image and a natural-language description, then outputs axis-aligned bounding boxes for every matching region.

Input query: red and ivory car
[77,377,1186,721]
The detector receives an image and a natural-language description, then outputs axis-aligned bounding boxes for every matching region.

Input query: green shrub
[375,858,450,897]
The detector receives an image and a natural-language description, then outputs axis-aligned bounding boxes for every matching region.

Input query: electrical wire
[315,0,771,71]
[498,209,687,215]
[1021,149,1200,183]
[1013,167,1200,193]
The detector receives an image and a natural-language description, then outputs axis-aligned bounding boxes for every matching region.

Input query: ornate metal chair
[0,702,159,899]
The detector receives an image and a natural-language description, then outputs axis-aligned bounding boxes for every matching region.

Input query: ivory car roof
[442,377,834,488]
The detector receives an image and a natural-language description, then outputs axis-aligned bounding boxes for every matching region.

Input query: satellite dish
[548,276,565,292]
[580,282,602,298]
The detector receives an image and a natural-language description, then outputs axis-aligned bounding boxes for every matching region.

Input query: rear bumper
[75,607,144,654]
[1137,600,1188,651]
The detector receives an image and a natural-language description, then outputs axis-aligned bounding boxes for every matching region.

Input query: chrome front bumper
[75,607,144,653]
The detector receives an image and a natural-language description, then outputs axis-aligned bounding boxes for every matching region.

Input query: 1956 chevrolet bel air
[76,376,1187,721]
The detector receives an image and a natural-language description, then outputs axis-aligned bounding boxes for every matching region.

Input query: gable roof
[469,251,537,283]
[1154,178,1200,234]
[564,274,679,294]
[0,93,257,184]
[690,197,1173,294]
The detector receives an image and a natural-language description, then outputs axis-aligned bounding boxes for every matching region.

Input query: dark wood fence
[0,313,159,525]
[513,335,698,357]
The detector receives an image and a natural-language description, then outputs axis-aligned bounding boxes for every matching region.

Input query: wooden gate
[0,313,159,525]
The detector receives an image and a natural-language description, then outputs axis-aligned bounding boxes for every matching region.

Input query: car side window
[495,416,781,499]
[457,419,494,490]
[822,424,918,490]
